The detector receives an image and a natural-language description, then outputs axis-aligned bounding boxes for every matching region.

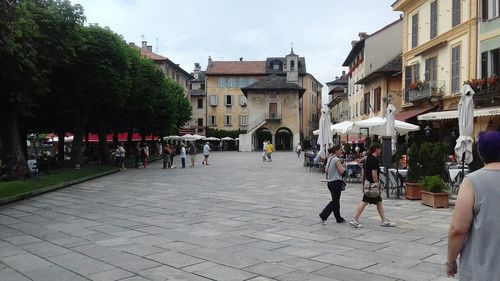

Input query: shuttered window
[451,46,461,93]
[411,13,419,48]
[430,1,438,39]
[425,57,438,82]
[452,0,461,27]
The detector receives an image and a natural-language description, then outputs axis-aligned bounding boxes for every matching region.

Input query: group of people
[318,143,395,228]
[262,140,274,162]
[164,141,211,169]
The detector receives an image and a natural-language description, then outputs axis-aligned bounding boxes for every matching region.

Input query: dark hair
[368,143,381,155]
[477,131,500,164]
[328,145,342,154]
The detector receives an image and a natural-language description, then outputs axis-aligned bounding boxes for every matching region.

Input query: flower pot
[421,191,449,208]
[405,182,424,200]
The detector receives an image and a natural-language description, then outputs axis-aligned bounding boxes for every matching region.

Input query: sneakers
[319,215,326,225]
[381,219,395,227]
[350,219,362,228]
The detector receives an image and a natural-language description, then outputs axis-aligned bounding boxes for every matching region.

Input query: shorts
[190,155,196,161]
[362,195,382,205]
[204,154,209,158]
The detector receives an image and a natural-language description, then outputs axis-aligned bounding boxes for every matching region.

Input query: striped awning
[418,106,500,121]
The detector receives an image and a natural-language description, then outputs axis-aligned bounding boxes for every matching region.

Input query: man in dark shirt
[350,143,395,228]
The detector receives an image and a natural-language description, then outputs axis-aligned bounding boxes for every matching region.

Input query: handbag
[362,160,380,198]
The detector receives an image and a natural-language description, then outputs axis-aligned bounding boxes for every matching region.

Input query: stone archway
[275,127,293,151]
[255,127,272,150]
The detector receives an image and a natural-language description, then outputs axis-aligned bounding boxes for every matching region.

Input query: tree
[0,0,84,179]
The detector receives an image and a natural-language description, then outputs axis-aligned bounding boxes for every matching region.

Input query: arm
[335,160,345,175]
[446,177,475,277]
[372,170,379,184]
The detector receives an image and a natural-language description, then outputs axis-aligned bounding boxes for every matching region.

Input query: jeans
[319,180,343,222]
[181,157,186,168]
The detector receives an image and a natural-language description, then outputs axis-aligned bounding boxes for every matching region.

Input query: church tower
[285,48,299,83]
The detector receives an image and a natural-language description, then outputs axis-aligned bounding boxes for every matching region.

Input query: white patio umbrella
[192,134,205,140]
[331,121,359,134]
[454,84,475,166]
[181,134,197,140]
[202,137,220,141]
[354,116,419,136]
[221,137,234,141]
[317,105,332,156]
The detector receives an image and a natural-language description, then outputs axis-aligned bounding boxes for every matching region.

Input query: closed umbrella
[318,105,332,156]
[455,84,475,179]
[386,104,396,137]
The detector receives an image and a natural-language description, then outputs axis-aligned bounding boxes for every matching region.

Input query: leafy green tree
[0,0,84,179]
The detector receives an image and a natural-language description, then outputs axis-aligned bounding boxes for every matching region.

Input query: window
[290,60,295,71]
[425,57,438,82]
[225,95,232,106]
[240,115,248,126]
[197,98,203,109]
[374,87,382,112]
[363,92,370,115]
[197,118,203,127]
[231,78,238,88]
[356,102,359,117]
[481,49,500,78]
[430,1,438,39]
[239,95,247,107]
[452,0,461,27]
[273,63,280,70]
[405,63,420,88]
[209,95,218,106]
[411,13,419,48]
[209,115,216,126]
[451,45,461,93]
[224,115,232,126]
[218,78,225,88]
[483,0,500,20]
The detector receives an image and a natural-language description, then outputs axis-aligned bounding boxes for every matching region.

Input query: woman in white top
[319,145,346,224]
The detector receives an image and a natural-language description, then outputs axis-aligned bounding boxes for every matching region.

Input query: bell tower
[286,47,299,83]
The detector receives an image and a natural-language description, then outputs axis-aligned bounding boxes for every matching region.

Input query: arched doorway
[275,127,293,151]
[255,127,272,150]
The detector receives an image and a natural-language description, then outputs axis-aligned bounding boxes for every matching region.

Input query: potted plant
[406,143,424,200]
[420,176,449,208]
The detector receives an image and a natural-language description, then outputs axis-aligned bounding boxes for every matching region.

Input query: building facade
[393,0,478,112]
[327,72,349,123]
[205,50,322,145]
[188,63,206,135]
[343,19,403,121]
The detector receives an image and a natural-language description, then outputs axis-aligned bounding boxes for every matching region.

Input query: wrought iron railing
[265,113,282,121]
[405,80,446,103]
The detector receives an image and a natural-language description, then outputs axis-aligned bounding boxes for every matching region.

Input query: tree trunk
[0,107,30,180]
[141,131,146,142]
[97,125,107,164]
[20,127,28,160]
[84,127,89,158]
[71,120,86,169]
[56,129,65,166]
[113,132,119,147]
[127,126,133,159]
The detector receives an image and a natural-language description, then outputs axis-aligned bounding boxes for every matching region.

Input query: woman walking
[350,143,394,228]
[319,145,346,224]
[446,131,500,279]
[180,143,187,168]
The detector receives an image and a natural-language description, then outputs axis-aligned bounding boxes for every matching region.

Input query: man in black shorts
[350,143,395,228]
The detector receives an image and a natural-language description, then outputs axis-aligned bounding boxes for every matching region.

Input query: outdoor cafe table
[345,161,361,182]
[449,168,470,193]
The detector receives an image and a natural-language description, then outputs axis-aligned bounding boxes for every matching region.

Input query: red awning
[396,106,435,121]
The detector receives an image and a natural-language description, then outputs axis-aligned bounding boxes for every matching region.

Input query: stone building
[327,72,349,124]
[239,75,305,152]
[188,63,206,135]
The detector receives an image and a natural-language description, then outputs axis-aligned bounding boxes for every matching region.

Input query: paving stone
[88,268,135,281]
[146,251,204,268]
[20,241,72,258]
[48,252,115,275]
[99,252,161,272]
[314,265,395,281]
[3,234,42,245]
[244,262,295,277]
[139,265,211,281]
[278,257,330,272]
[0,241,27,258]
[23,264,89,281]
[72,243,123,259]
[193,264,257,281]
[0,266,32,281]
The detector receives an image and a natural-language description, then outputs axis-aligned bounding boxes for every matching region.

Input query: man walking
[296,143,302,158]
[189,141,197,167]
[266,141,273,162]
[180,143,186,168]
[202,142,211,165]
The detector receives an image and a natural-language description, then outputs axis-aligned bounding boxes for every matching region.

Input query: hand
[446,261,458,277]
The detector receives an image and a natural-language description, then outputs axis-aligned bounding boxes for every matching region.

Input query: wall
[348,62,366,121]
[480,17,500,53]
[206,75,258,131]
[364,20,403,77]
[302,74,323,139]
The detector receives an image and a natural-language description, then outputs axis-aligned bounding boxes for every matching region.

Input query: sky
[74,0,402,103]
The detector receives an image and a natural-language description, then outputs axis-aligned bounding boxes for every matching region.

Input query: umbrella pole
[396,133,400,199]
[461,151,465,185]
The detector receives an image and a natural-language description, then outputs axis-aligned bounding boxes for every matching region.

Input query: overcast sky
[75,0,401,103]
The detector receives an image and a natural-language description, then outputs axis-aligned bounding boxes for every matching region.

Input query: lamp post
[424,125,432,138]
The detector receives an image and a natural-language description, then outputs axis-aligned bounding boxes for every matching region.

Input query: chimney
[141,41,147,49]
[208,56,212,65]
[351,40,359,48]
[129,42,135,47]
[147,45,152,52]
[239,57,243,61]
[358,32,368,39]
[335,76,339,80]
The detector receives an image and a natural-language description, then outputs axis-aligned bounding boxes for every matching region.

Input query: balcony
[470,77,500,107]
[405,80,445,103]
[266,113,282,121]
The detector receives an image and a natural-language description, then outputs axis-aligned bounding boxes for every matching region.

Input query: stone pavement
[0,152,456,281]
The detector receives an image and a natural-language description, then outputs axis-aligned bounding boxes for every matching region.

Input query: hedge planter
[406,182,424,200]
[421,191,449,208]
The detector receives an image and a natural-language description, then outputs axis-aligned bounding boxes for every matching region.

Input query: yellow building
[393,0,478,112]
[205,49,322,148]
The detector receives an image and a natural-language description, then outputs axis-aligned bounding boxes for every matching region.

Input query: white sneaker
[350,219,362,228]
[381,219,395,227]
